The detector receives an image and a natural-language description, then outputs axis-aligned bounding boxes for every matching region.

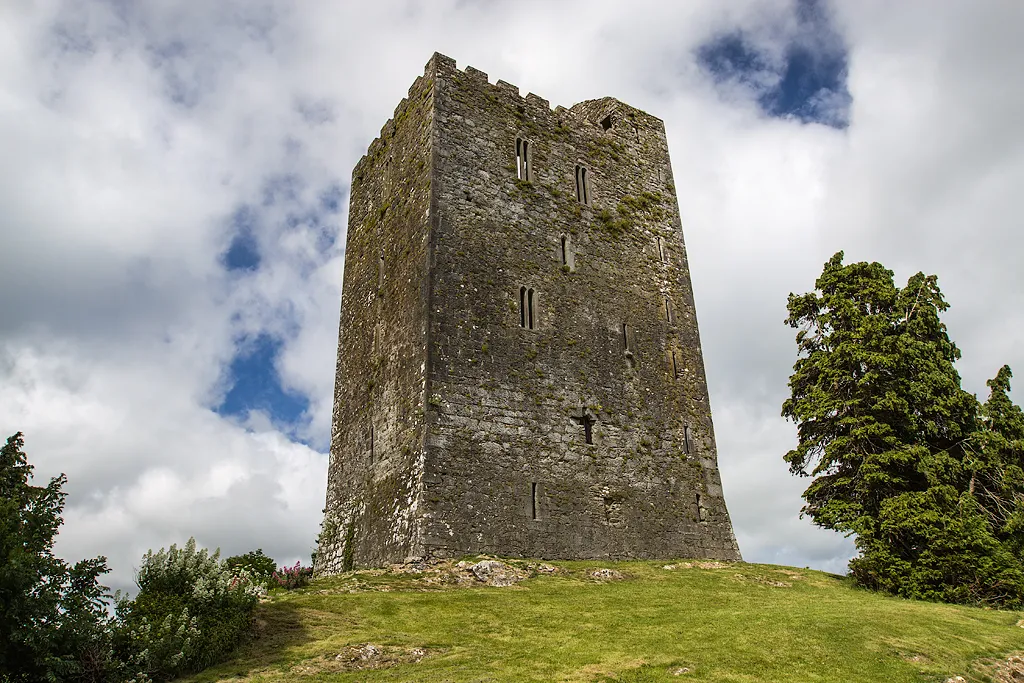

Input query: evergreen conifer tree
[783,253,1024,606]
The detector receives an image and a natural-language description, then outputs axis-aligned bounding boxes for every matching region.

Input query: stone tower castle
[314,53,740,573]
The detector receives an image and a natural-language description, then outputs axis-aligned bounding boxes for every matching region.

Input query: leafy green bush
[225,548,277,585]
[114,539,261,681]
[850,487,1024,607]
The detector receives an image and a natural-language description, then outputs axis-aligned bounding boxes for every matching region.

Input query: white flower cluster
[136,537,264,602]
[119,604,200,681]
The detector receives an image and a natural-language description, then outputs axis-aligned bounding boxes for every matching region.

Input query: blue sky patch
[320,184,344,214]
[217,333,309,426]
[222,205,261,271]
[697,0,850,128]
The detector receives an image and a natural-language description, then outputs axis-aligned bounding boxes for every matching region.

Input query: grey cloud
[1,0,1020,590]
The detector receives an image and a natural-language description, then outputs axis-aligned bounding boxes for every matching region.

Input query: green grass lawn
[185,559,1024,682]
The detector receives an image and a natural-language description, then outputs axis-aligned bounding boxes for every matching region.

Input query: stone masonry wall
[421,54,740,561]
[315,67,436,574]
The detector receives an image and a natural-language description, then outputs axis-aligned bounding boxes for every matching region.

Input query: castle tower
[314,53,741,573]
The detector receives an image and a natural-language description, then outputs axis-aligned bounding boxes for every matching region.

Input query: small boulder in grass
[469,560,526,586]
[590,568,624,581]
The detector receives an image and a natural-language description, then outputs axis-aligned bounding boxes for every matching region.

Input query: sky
[2,0,1022,593]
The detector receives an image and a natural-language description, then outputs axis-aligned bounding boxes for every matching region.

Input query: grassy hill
[184,558,1024,682]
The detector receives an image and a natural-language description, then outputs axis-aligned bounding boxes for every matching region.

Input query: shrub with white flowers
[114,538,260,682]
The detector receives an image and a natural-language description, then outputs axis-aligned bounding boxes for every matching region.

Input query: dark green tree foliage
[0,432,113,682]
[783,253,1024,607]
[225,548,277,584]
[970,366,1024,555]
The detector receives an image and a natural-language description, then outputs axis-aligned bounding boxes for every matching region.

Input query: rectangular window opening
[560,236,568,266]
[656,236,669,263]
[516,137,531,181]
[665,298,674,324]
[516,138,524,180]
[575,165,590,205]
[684,425,691,454]
[531,482,538,520]
[519,287,527,328]
[527,288,536,330]
[622,323,631,353]
[671,350,679,378]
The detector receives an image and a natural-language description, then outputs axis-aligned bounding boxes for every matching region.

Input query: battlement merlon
[423,51,665,133]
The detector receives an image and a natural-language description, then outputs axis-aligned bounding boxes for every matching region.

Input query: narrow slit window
[527,288,536,330]
[531,482,538,520]
[378,253,385,290]
[575,165,590,205]
[684,425,691,454]
[665,298,675,324]
[369,425,375,465]
[671,350,679,378]
[519,287,527,328]
[516,137,531,181]
[622,323,631,354]
[559,234,574,271]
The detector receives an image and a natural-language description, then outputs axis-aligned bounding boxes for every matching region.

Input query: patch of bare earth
[727,572,792,589]
[957,651,1024,682]
[288,644,432,675]
[312,556,560,594]
[662,561,733,570]
[212,645,433,682]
